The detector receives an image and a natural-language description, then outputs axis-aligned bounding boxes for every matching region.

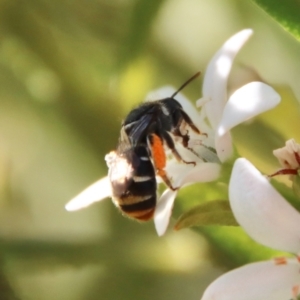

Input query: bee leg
[172,111,207,159]
[160,131,196,166]
[147,134,178,191]
[179,109,207,137]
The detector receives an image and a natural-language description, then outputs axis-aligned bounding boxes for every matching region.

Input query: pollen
[150,134,167,170]
[109,155,133,183]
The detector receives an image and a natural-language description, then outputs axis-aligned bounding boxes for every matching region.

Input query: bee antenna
[170,71,201,99]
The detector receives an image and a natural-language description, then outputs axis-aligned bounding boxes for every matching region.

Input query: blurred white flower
[65,29,280,237]
[201,158,300,300]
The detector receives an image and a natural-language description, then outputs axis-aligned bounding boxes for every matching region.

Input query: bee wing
[129,114,153,144]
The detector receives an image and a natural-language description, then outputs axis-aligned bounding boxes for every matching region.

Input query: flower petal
[202,29,253,129]
[145,86,176,102]
[167,162,221,188]
[215,131,233,162]
[217,82,281,136]
[154,163,221,236]
[179,163,221,186]
[229,158,300,253]
[65,176,111,211]
[154,188,178,236]
[201,260,300,300]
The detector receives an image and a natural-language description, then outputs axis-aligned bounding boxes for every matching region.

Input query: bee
[106,130,157,221]
[106,72,205,221]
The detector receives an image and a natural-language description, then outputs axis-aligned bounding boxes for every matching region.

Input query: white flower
[153,29,280,235]
[201,158,300,300]
[198,29,280,162]
[271,138,300,176]
[65,29,280,237]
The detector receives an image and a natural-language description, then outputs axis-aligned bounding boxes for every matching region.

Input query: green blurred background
[0,0,300,299]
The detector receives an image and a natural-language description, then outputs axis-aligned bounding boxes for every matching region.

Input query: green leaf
[251,0,300,41]
[174,200,239,231]
[293,175,300,198]
[293,172,300,199]
[271,178,300,212]
[201,226,289,267]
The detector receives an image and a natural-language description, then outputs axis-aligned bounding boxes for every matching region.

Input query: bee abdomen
[119,194,156,221]
[115,178,157,221]
[129,177,156,196]
[111,144,157,221]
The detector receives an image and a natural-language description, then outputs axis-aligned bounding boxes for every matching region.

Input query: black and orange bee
[107,72,205,221]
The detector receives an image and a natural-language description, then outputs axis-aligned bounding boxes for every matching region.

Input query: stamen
[196,96,210,108]
[292,285,300,300]
[273,256,288,265]
[268,169,298,177]
[295,151,300,166]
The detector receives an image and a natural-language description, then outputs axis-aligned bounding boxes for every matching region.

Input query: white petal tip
[202,29,254,129]
[154,189,178,236]
[154,218,168,237]
[218,82,281,134]
[64,193,103,212]
[241,28,253,36]
[65,201,83,211]
[155,225,166,237]
[223,29,254,54]
[65,176,112,212]
[232,29,254,43]
[154,211,171,237]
